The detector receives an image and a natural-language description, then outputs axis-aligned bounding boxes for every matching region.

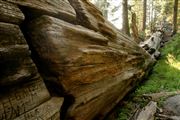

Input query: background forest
[90,0,180,40]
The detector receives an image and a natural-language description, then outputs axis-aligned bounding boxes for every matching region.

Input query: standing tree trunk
[150,0,154,32]
[103,0,108,18]
[131,12,140,43]
[173,0,179,34]
[122,0,130,36]
[142,0,147,32]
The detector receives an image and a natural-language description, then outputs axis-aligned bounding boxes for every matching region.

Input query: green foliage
[161,0,173,17]
[115,34,180,120]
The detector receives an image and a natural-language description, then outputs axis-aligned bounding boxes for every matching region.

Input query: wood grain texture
[0,79,50,120]
[0,21,60,120]
[0,1,24,24]
[14,97,63,120]
[68,0,117,41]
[0,22,38,85]
[5,0,76,23]
[136,101,157,120]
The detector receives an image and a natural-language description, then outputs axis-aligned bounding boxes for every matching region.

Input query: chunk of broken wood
[135,101,157,120]
[140,31,163,60]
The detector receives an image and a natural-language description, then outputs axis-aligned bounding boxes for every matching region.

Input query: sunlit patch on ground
[166,54,180,70]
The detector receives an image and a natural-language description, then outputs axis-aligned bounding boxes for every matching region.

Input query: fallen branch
[143,90,180,101]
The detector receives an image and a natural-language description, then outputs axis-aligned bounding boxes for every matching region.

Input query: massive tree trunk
[173,0,179,34]
[142,0,147,32]
[0,0,154,120]
[122,0,130,36]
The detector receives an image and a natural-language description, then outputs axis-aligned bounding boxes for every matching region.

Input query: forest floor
[106,33,180,120]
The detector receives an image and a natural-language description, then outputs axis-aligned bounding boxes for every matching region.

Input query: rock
[163,95,180,116]
[27,15,154,120]
[5,0,76,23]
[14,97,64,120]
[0,22,37,85]
[0,1,24,24]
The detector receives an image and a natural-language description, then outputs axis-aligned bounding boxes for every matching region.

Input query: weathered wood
[68,0,117,40]
[0,0,155,119]
[140,31,163,59]
[0,21,60,120]
[14,97,63,120]
[153,51,161,59]
[136,101,157,120]
[0,22,26,46]
[66,69,147,119]
[27,15,154,120]
[0,79,50,120]
[0,1,24,24]
[5,0,76,23]
[156,114,180,120]
[140,31,162,53]
[129,108,141,120]
[151,32,163,51]
[0,22,38,85]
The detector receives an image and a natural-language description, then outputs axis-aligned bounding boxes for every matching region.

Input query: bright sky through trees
[90,0,123,29]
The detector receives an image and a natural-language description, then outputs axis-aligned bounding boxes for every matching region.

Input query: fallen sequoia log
[27,15,154,120]
[25,0,154,119]
[0,0,155,120]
